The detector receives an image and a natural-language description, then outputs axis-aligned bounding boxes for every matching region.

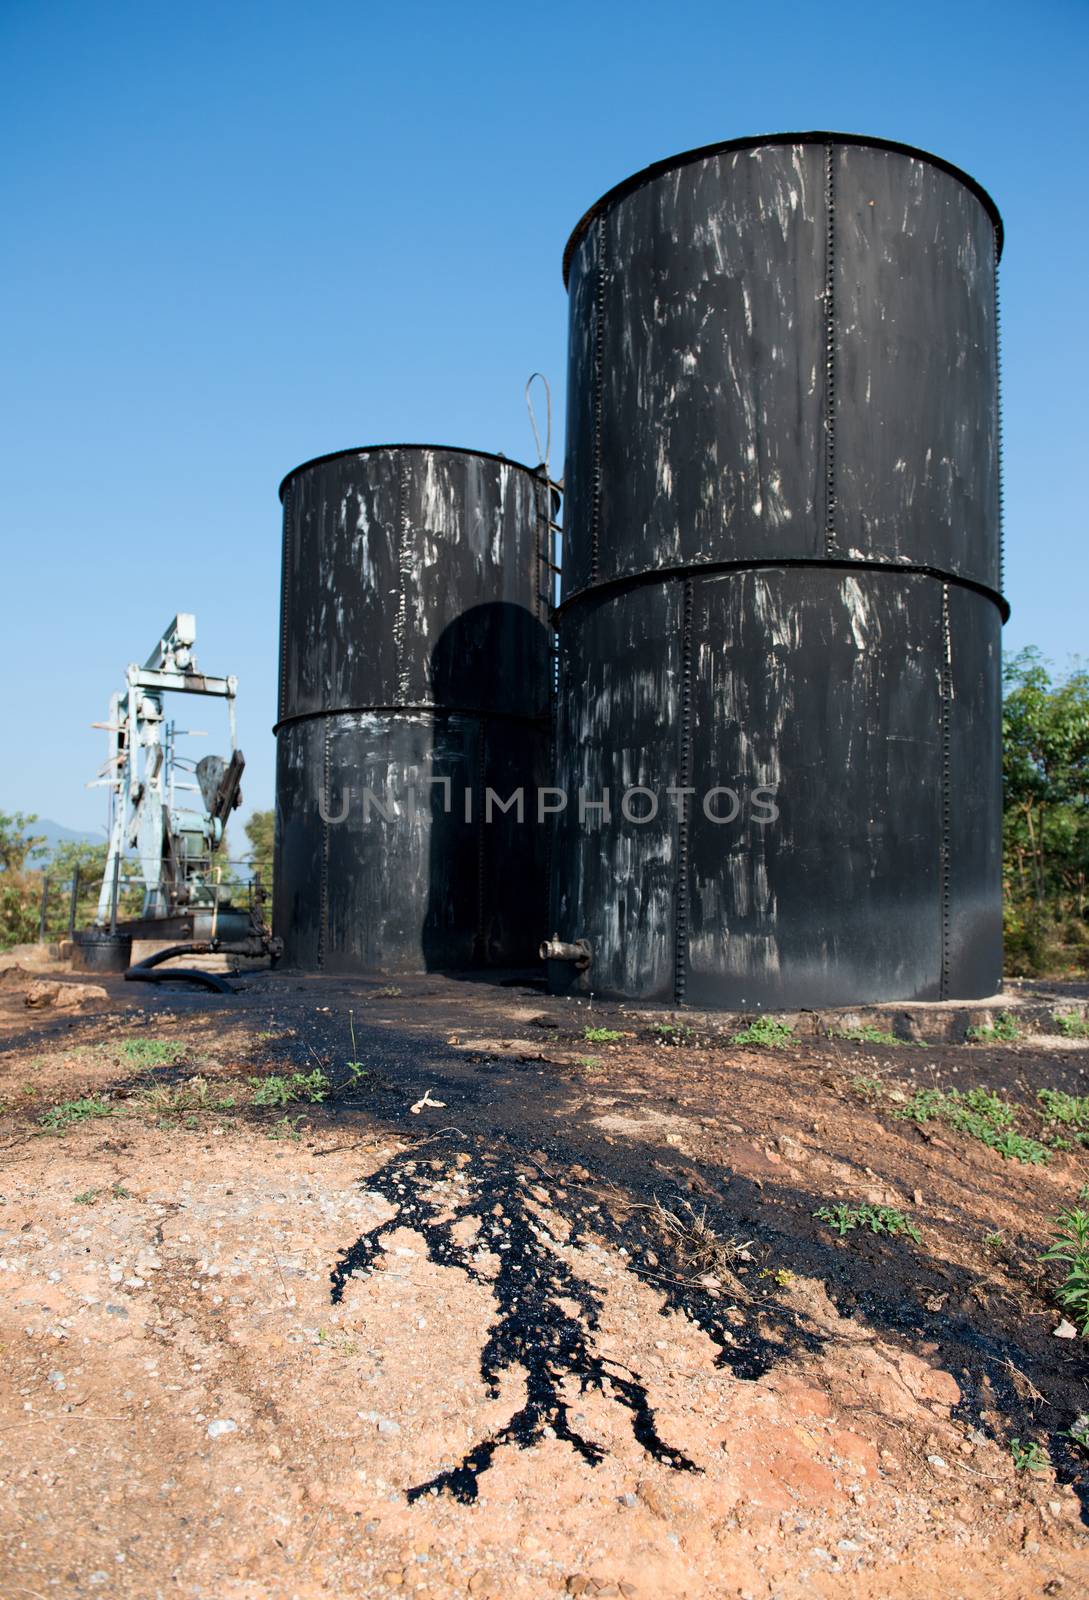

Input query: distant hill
[32,819,106,859]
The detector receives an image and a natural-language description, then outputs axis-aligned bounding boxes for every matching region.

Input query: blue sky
[2,0,1086,839]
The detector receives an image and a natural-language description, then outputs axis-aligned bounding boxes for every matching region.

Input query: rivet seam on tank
[590,214,607,583]
[534,472,548,625]
[939,583,953,1000]
[994,248,1005,593]
[278,484,293,724]
[823,141,838,558]
[673,577,695,1005]
[395,452,412,700]
[319,717,331,971]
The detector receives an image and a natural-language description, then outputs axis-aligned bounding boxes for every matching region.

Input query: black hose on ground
[123,941,236,994]
[125,965,235,994]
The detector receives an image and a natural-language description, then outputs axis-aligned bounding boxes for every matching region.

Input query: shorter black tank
[274,445,552,973]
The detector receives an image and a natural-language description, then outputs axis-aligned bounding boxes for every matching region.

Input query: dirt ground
[1,963,1088,1599]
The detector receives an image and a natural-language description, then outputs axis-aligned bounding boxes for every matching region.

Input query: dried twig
[295,1502,327,1566]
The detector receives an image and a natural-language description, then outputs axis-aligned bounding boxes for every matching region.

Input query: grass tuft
[652,1196,752,1278]
[732,1017,796,1049]
[119,1038,184,1067]
[140,1076,236,1116]
[39,1096,113,1134]
[249,1070,328,1107]
[836,1025,911,1047]
[966,1012,1020,1044]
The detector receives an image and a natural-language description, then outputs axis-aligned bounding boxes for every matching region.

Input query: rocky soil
[0,965,1087,1598]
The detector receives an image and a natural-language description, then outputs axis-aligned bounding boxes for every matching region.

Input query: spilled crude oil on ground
[1,965,1088,1599]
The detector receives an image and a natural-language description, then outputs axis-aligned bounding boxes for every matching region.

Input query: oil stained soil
[1,965,1087,1598]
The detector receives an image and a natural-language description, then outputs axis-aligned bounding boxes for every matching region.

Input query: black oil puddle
[328,1133,1089,1521]
[330,1144,702,1502]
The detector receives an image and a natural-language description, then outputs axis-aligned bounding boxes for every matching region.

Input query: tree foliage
[1003,649,1089,973]
[0,812,46,873]
[244,809,274,890]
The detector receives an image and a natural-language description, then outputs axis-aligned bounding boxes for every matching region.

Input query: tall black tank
[551,133,1006,1008]
[275,445,552,973]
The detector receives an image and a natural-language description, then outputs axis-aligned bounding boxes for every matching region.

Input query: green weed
[268,1115,306,1142]
[38,1096,113,1134]
[893,1085,1049,1164]
[1038,1089,1089,1130]
[652,1022,693,1045]
[316,1328,359,1354]
[119,1038,185,1068]
[850,1075,884,1101]
[584,1026,622,1043]
[577,1055,604,1069]
[732,1017,796,1049]
[814,1202,921,1243]
[1065,1414,1089,1453]
[1054,1012,1089,1040]
[1010,1438,1050,1473]
[72,1181,130,1204]
[344,1012,371,1082]
[966,1012,1020,1044]
[140,1076,236,1116]
[989,1129,1053,1163]
[249,1070,328,1107]
[836,1026,907,1047]
[758,1267,795,1288]
[1040,1207,1089,1336]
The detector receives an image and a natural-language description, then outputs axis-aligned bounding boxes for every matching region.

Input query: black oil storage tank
[551,133,1006,1008]
[275,445,552,973]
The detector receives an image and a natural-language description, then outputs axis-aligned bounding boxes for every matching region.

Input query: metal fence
[34,859,266,943]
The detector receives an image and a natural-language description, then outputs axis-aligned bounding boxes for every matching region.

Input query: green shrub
[1040,1208,1089,1336]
